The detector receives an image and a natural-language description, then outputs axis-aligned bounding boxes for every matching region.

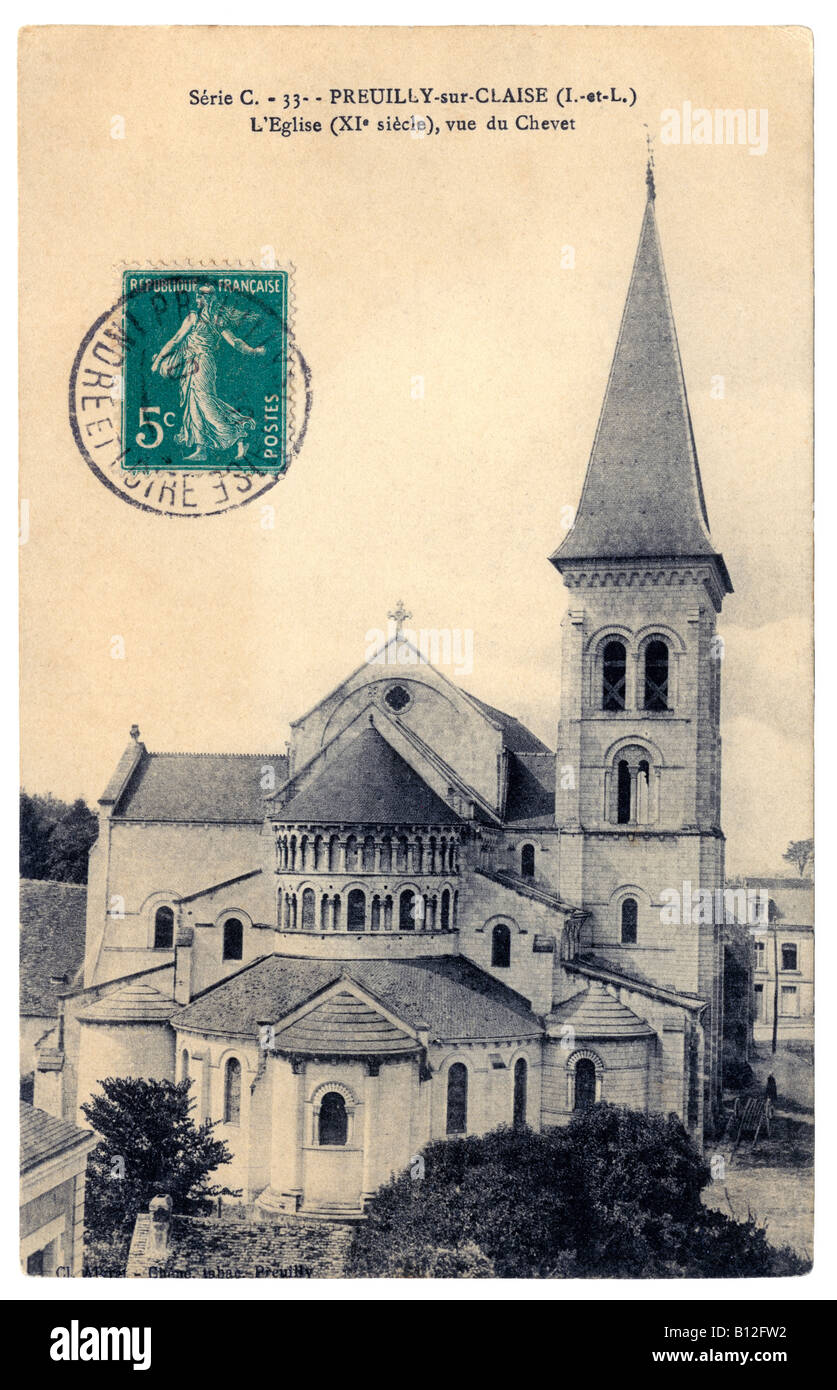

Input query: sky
[19,26,812,877]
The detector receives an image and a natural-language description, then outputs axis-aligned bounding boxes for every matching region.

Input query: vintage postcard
[18,24,813,1304]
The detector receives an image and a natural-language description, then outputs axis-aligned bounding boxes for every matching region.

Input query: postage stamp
[121,271,289,473]
[68,268,311,517]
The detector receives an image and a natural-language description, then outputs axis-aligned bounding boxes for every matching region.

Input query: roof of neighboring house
[20,1101,94,1174]
[112,751,289,822]
[20,879,87,1017]
[126,1211,353,1278]
[549,981,655,1038]
[76,980,180,1023]
[275,726,462,826]
[504,751,556,825]
[175,953,543,1043]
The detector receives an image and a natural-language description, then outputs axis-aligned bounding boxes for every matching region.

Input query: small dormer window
[385,684,411,712]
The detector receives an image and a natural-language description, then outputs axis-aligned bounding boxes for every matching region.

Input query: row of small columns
[279,885,459,932]
[275,830,460,876]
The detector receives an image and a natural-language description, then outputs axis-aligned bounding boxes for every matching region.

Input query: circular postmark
[69,272,312,517]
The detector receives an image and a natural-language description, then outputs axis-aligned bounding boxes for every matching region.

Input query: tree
[81,1077,237,1246]
[348,1108,809,1279]
[782,838,813,877]
[19,791,98,883]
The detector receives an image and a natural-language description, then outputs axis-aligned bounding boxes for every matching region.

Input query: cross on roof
[644,126,656,200]
[388,600,412,637]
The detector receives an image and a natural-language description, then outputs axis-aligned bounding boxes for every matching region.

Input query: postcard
[19,24,813,1289]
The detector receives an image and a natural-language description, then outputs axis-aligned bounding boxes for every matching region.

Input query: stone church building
[36,178,733,1217]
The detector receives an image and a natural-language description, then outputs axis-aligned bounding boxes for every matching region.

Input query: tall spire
[551,171,731,594]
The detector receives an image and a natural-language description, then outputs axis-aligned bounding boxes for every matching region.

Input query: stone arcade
[36,176,733,1217]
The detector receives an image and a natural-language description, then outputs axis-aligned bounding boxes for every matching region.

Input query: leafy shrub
[348,1106,810,1279]
[81,1077,238,1252]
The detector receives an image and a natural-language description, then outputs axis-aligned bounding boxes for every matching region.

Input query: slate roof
[549,981,655,1038]
[127,1211,353,1278]
[504,751,556,826]
[273,988,420,1056]
[20,1101,94,1174]
[20,879,87,1017]
[113,751,288,822]
[274,726,462,826]
[175,953,543,1043]
[551,193,731,594]
[463,694,551,754]
[77,980,180,1023]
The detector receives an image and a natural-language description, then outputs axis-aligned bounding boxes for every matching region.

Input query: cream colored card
[19,26,813,1283]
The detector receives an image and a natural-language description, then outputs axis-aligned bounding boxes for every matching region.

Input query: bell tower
[550,167,733,1126]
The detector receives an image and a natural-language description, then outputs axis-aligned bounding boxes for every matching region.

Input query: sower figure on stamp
[150,284,266,462]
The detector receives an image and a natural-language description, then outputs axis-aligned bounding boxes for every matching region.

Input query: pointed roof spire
[551,171,731,595]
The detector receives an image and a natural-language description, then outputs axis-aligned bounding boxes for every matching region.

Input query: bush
[348,1106,810,1279]
[81,1077,238,1252]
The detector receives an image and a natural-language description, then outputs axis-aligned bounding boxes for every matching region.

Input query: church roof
[175,954,543,1043]
[271,986,421,1057]
[77,980,180,1023]
[275,725,462,826]
[504,751,556,825]
[551,189,731,594]
[20,879,87,1017]
[461,693,551,754]
[549,981,655,1038]
[111,751,288,822]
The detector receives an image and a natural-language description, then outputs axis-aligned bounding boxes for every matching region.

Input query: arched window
[644,639,669,711]
[371,896,381,932]
[399,889,417,931]
[347,888,366,932]
[513,1058,527,1129]
[318,1091,348,1146]
[446,1063,468,1135]
[331,895,341,931]
[491,923,511,968]
[301,890,316,932]
[440,888,451,930]
[521,843,535,878]
[602,640,627,711]
[617,759,631,824]
[320,895,329,931]
[328,835,339,872]
[574,1057,597,1111]
[363,836,376,871]
[224,1058,241,1125]
[222,917,243,960]
[181,1048,189,1082]
[620,897,638,944]
[154,905,174,949]
[345,835,359,871]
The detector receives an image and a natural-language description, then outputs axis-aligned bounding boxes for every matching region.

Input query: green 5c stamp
[122,270,289,472]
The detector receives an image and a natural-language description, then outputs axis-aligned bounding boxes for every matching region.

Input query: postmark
[69,269,312,517]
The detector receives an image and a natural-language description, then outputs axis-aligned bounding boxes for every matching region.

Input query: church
[36,173,733,1218]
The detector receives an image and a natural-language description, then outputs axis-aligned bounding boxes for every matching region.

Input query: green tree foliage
[19,791,98,883]
[81,1077,237,1252]
[349,1107,809,1279]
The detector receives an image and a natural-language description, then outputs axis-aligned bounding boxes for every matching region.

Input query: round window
[384,685,411,712]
